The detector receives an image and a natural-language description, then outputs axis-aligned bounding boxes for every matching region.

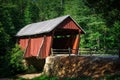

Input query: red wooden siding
[72,34,80,54]
[21,37,43,58]
[44,35,52,57]
[19,38,29,50]
[30,37,43,57]
[25,39,31,57]
[58,17,80,31]
[19,35,52,58]
[39,35,52,58]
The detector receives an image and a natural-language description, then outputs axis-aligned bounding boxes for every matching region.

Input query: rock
[43,55,120,78]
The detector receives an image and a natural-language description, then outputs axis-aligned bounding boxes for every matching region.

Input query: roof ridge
[28,15,70,25]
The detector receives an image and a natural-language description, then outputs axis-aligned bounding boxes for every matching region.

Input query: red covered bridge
[16,15,85,59]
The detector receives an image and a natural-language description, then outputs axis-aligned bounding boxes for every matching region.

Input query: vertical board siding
[58,17,80,30]
[19,37,44,58]
[44,35,52,58]
[72,34,80,54]
[19,38,29,50]
[19,35,52,58]
[36,35,52,58]
[25,39,31,57]
[30,37,43,57]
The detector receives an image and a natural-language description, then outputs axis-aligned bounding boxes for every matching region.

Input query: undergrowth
[17,74,120,80]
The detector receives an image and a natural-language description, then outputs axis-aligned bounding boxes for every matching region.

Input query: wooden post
[51,48,53,56]
[90,48,92,56]
[23,37,30,57]
[77,48,80,56]
[68,47,71,56]
[119,48,120,58]
[37,36,45,58]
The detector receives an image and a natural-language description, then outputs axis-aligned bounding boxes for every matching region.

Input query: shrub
[10,44,27,74]
[103,74,120,80]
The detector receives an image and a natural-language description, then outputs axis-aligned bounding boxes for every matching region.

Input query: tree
[84,0,120,48]
[0,24,10,55]
[24,1,32,25]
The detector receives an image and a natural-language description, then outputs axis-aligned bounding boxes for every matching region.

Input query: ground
[17,73,42,79]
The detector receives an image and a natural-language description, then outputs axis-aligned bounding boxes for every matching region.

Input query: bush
[10,44,27,74]
[24,75,93,80]
[103,74,120,80]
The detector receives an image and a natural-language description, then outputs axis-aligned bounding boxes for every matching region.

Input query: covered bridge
[16,15,85,59]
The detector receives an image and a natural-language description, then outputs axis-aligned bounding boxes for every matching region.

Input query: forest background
[0,0,120,77]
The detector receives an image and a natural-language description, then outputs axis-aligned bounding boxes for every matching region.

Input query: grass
[17,75,93,80]
[16,74,120,80]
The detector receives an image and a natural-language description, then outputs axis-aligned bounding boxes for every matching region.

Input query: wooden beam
[23,37,31,57]
[37,35,45,58]
[68,47,71,57]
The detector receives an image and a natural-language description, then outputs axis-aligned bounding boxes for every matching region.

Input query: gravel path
[17,73,42,79]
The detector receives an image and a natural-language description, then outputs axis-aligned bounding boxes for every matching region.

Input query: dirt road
[17,73,42,79]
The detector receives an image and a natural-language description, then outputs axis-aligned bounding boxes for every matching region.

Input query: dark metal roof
[16,15,85,37]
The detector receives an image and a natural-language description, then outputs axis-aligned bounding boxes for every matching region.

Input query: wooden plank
[23,37,31,57]
[54,52,69,54]
[51,48,53,56]
[37,36,45,58]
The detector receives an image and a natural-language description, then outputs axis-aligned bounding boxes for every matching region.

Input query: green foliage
[33,0,62,20]
[18,75,93,80]
[0,25,11,77]
[112,21,120,48]
[103,74,120,80]
[26,65,38,74]
[84,0,120,49]
[85,0,120,24]
[0,27,10,54]
[31,75,58,80]
[17,74,120,80]
[10,44,27,74]
[24,1,32,24]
